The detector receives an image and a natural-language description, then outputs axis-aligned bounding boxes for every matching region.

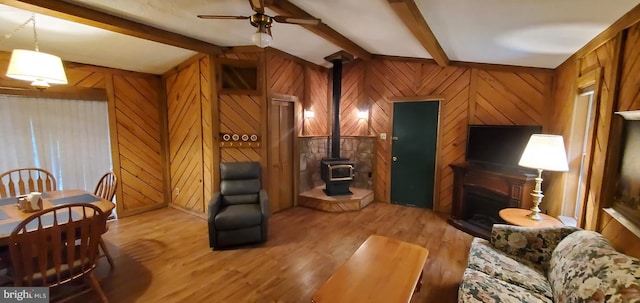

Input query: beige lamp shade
[6,49,68,87]
[518,134,569,172]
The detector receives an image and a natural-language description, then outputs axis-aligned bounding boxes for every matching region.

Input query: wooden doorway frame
[266,93,301,212]
[386,95,445,211]
[571,67,603,227]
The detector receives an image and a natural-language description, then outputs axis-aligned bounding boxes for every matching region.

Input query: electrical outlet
[174,188,180,196]
[380,133,387,140]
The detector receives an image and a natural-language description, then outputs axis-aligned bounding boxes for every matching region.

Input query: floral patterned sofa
[458,224,640,303]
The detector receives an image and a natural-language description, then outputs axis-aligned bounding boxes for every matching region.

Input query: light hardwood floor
[75,202,474,303]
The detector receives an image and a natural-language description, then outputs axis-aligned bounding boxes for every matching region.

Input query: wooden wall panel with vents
[0,51,166,218]
[218,51,264,166]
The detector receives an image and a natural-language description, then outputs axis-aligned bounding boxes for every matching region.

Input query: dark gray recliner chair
[208,162,269,249]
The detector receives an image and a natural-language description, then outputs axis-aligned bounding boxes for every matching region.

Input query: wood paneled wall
[110,74,165,216]
[363,56,552,212]
[600,211,640,259]
[0,51,166,218]
[218,94,261,162]
[266,49,305,140]
[368,58,472,211]
[547,36,621,228]
[340,60,368,136]
[267,50,305,98]
[304,67,329,136]
[547,15,640,256]
[218,52,263,164]
[544,57,579,217]
[470,69,549,125]
[165,55,211,216]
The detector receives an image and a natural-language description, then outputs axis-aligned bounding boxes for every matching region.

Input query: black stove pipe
[330,59,342,159]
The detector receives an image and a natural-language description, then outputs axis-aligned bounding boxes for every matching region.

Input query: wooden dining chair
[94,172,117,202]
[94,171,117,269]
[8,203,109,302]
[0,168,57,198]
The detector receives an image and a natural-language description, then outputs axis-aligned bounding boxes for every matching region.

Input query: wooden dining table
[0,189,115,245]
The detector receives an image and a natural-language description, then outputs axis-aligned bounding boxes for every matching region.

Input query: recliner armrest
[259,189,269,217]
[208,193,222,223]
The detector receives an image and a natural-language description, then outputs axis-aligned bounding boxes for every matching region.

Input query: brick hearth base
[298,186,374,212]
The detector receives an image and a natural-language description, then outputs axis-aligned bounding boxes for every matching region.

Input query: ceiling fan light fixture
[251,25,272,48]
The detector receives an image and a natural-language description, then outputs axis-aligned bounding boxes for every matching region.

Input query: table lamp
[518,134,569,220]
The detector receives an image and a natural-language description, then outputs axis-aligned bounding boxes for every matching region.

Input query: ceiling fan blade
[249,0,265,14]
[197,15,250,20]
[273,16,320,25]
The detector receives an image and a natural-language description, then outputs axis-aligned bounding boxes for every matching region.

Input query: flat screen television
[465,124,542,170]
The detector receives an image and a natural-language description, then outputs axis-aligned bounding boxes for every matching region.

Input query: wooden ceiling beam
[0,0,222,54]
[387,0,449,66]
[265,0,371,60]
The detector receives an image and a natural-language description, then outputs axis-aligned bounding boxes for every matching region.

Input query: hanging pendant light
[249,14,272,48]
[4,13,68,89]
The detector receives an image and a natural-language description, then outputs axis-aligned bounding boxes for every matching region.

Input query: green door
[390,101,439,208]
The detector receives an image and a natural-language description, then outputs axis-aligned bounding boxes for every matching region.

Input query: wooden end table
[499,208,564,228]
[311,235,429,303]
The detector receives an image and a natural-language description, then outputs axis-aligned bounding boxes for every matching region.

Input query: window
[0,94,112,190]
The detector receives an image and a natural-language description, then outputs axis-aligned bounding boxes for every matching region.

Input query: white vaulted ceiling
[0,0,638,74]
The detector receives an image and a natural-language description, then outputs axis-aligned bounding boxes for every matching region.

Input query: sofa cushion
[458,268,552,303]
[548,230,640,302]
[214,204,262,230]
[491,224,580,272]
[468,238,553,299]
[222,193,259,205]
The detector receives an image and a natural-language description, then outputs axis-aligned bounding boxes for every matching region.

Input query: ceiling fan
[197,0,320,48]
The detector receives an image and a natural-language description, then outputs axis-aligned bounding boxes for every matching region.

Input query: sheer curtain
[0,94,112,191]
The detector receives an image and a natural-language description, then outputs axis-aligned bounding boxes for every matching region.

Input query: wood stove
[320,51,355,196]
[321,158,354,195]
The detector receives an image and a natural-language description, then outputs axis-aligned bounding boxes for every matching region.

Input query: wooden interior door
[390,101,439,208]
[268,100,294,213]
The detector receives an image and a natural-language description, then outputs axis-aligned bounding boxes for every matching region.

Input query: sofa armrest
[490,224,581,271]
[207,193,222,249]
[259,189,269,217]
[207,193,222,224]
[259,189,269,242]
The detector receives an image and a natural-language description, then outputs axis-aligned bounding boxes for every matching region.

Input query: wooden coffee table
[311,235,429,303]
[499,208,564,228]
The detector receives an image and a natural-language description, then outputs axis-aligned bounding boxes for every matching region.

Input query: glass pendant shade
[6,49,68,88]
[251,31,272,48]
